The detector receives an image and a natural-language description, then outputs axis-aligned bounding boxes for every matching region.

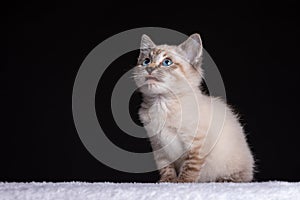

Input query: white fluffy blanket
[1,182,299,200]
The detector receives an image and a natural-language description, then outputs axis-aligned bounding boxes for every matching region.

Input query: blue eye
[162,58,173,66]
[142,58,151,66]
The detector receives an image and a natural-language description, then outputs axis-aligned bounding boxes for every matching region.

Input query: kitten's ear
[140,34,156,50]
[178,33,203,66]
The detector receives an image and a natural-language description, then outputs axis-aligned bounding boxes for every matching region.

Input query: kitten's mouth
[145,75,160,82]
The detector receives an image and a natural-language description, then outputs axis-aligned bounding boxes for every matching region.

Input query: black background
[2,1,299,182]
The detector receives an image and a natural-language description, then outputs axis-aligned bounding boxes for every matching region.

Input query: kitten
[133,34,254,183]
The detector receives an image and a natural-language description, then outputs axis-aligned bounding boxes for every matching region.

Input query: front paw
[176,176,197,183]
[159,176,177,183]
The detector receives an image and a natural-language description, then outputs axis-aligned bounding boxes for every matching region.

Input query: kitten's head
[133,34,203,96]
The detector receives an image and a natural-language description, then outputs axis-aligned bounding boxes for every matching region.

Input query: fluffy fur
[133,34,254,182]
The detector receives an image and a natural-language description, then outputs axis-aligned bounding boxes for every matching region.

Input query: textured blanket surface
[1,182,299,200]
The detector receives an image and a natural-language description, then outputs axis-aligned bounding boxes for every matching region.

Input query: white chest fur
[144,97,186,161]
[144,98,168,136]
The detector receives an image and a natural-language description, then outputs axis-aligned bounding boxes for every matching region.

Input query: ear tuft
[178,33,203,65]
[140,34,156,49]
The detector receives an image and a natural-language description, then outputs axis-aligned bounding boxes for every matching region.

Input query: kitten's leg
[158,163,177,182]
[150,136,177,182]
[152,149,176,182]
[177,141,204,183]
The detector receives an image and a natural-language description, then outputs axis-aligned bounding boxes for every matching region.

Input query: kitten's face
[133,34,203,96]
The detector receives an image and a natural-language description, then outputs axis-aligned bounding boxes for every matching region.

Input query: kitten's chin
[145,79,158,84]
[139,82,170,95]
